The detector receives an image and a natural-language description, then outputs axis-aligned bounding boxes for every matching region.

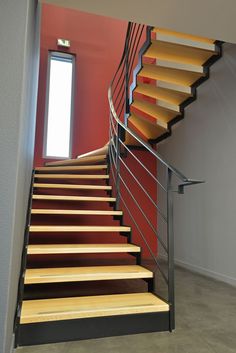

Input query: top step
[35,165,108,173]
[152,28,217,51]
[45,154,107,167]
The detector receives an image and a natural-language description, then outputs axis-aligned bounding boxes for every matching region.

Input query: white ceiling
[40,0,236,43]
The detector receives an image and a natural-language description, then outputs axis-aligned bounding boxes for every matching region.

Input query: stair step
[31,209,122,216]
[34,174,109,180]
[32,195,116,202]
[125,133,142,146]
[144,40,215,73]
[131,99,177,126]
[45,154,107,167]
[29,225,131,232]
[128,113,167,140]
[35,165,107,172]
[33,183,112,190]
[135,83,190,112]
[138,64,203,94]
[27,243,140,254]
[24,265,153,284]
[20,292,169,324]
[152,28,216,51]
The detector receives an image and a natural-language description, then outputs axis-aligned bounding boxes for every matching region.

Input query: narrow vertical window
[44,52,74,158]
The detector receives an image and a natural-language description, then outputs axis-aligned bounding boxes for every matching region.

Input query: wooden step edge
[27,243,141,254]
[45,155,107,167]
[24,265,153,285]
[32,195,116,202]
[29,225,131,232]
[35,165,108,172]
[33,183,112,190]
[128,114,167,140]
[135,83,190,107]
[134,86,183,113]
[153,59,204,74]
[34,174,110,179]
[152,28,216,51]
[20,293,169,324]
[131,100,177,127]
[31,209,123,216]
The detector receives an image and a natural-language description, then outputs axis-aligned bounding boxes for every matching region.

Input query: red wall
[34,4,127,166]
[33,5,158,259]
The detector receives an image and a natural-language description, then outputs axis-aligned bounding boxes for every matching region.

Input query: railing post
[167,168,175,331]
[115,123,122,209]
[124,38,130,126]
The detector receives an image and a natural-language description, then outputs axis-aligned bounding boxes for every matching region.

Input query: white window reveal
[44,52,75,158]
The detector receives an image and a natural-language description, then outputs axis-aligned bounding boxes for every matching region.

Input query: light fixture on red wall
[57,38,70,48]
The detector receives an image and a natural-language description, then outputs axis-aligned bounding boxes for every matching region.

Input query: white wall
[0,1,40,352]
[158,43,236,287]
[41,0,236,43]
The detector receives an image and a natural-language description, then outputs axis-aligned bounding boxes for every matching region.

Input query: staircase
[15,154,170,346]
[15,22,219,346]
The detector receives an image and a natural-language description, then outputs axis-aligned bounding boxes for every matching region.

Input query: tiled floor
[17,267,236,353]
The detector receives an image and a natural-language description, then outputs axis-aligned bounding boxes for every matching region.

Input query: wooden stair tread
[129,113,167,140]
[139,64,203,91]
[32,195,116,202]
[27,244,140,254]
[35,165,107,172]
[33,183,112,190]
[45,155,107,167]
[135,83,190,107]
[152,28,216,50]
[144,40,214,72]
[132,99,177,126]
[125,133,142,146]
[29,225,131,232]
[34,174,109,179]
[31,209,122,216]
[20,293,169,323]
[24,265,153,284]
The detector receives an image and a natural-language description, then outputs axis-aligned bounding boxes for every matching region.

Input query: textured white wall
[41,0,236,43]
[0,1,40,352]
[158,43,236,286]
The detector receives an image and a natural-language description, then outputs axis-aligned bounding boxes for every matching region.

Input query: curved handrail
[108,22,203,190]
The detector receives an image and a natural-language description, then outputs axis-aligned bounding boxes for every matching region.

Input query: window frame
[43,50,75,159]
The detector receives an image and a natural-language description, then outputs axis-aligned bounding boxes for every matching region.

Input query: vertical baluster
[167,168,175,331]
[124,27,130,126]
[115,124,121,209]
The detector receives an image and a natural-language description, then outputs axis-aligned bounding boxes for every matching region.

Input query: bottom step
[17,293,170,346]
[20,293,169,323]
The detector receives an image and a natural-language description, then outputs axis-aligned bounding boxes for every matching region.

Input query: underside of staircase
[128,27,222,144]
[15,25,222,347]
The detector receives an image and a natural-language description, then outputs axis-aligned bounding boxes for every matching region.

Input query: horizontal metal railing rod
[119,173,168,253]
[118,154,167,222]
[111,24,137,96]
[119,193,168,285]
[109,144,168,254]
[110,23,132,86]
[109,92,203,186]
[119,138,167,192]
[127,25,145,81]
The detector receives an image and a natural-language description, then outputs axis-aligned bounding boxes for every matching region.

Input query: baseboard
[175,258,236,287]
